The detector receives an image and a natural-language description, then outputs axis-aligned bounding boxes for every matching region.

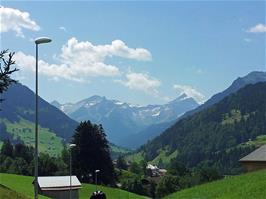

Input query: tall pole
[69,143,76,199]
[95,170,100,191]
[95,171,97,191]
[34,43,39,199]
[70,149,72,199]
[34,37,52,199]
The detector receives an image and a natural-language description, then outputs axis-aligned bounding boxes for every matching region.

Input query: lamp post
[34,37,52,199]
[69,143,76,199]
[95,169,100,191]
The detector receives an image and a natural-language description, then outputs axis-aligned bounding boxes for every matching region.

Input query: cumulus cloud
[247,23,266,33]
[0,6,40,37]
[14,37,152,82]
[173,84,205,104]
[116,72,161,96]
[60,37,152,62]
[14,51,120,82]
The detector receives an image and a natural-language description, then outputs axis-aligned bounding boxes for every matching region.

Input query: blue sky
[1,1,265,105]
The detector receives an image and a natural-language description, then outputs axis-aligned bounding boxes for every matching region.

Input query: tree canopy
[71,121,115,185]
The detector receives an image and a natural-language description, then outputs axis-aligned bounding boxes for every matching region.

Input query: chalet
[239,145,266,172]
[146,164,167,177]
[37,176,81,199]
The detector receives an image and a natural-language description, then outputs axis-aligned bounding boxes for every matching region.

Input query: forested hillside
[141,82,266,174]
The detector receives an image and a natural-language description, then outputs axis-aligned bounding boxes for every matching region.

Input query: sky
[1,1,265,106]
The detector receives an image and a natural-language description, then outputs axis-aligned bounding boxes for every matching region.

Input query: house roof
[38,176,81,191]
[146,164,158,170]
[239,145,266,162]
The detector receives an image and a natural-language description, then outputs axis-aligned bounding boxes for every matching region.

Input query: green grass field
[164,169,266,199]
[150,149,178,165]
[0,184,30,199]
[2,118,64,157]
[0,173,147,199]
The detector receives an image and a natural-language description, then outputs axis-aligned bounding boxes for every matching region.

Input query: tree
[155,175,180,198]
[38,153,58,176]
[129,162,142,175]
[72,121,115,185]
[167,159,188,177]
[0,50,18,104]
[1,139,13,157]
[14,143,34,163]
[121,177,145,195]
[116,156,128,170]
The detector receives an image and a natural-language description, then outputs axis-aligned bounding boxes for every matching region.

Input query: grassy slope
[1,118,63,157]
[0,173,49,199]
[0,173,147,199]
[126,134,266,166]
[164,169,266,199]
[150,150,178,165]
[0,184,30,199]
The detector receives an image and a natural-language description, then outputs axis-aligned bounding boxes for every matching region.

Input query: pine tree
[1,139,13,157]
[72,121,115,185]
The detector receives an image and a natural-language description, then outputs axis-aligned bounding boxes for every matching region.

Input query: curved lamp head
[35,37,52,45]
[69,144,76,148]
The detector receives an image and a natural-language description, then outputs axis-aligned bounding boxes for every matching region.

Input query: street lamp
[69,143,76,199]
[34,37,52,199]
[95,169,100,191]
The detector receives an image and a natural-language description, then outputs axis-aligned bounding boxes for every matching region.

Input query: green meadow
[164,169,266,199]
[0,173,147,199]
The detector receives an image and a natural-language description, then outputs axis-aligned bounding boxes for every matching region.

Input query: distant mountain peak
[180,70,266,120]
[168,93,199,106]
[87,95,105,101]
[177,93,190,100]
[233,71,266,85]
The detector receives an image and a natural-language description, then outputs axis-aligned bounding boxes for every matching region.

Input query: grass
[0,173,49,199]
[110,144,131,154]
[151,149,178,165]
[246,135,266,146]
[2,118,64,157]
[164,169,266,199]
[125,151,145,163]
[222,109,253,125]
[0,184,30,199]
[0,173,147,199]
[80,183,147,199]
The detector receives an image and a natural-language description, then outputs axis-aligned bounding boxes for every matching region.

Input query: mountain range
[51,93,199,146]
[0,83,129,157]
[51,71,266,148]
[1,71,265,157]
[180,71,266,120]
[131,81,266,174]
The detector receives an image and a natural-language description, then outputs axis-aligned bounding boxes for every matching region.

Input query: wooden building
[239,145,266,172]
[37,176,81,199]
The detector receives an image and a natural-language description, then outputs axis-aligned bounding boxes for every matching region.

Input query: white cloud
[59,26,66,32]
[173,84,205,104]
[247,23,266,33]
[14,51,120,82]
[60,37,152,62]
[116,72,161,96]
[14,37,152,82]
[0,6,40,37]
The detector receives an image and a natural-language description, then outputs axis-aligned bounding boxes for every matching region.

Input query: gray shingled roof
[38,176,81,190]
[239,145,266,162]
